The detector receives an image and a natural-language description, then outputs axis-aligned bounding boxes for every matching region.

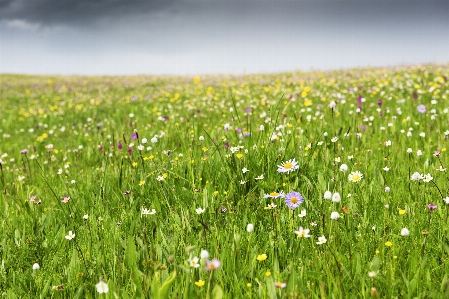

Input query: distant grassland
[1,64,449,298]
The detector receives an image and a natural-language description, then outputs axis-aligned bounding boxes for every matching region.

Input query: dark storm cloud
[0,0,177,25]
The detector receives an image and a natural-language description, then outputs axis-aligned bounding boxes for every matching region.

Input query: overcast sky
[1,0,448,75]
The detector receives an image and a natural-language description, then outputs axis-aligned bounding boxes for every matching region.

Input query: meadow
[1,64,449,298]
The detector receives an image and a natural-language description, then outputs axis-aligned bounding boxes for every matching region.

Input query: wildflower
[330,212,340,220]
[368,271,376,278]
[263,191,285,199]
[444,197,449,204]
[256,254,268,261]
[417,150,423,156]
[123,190,131,195]
[224,123,231,130]
[275,282,287,288]
[427,204,437,210]
[298,209,306,218]
[205,258,221,270]
[65,231,75,240]
[339,164,348,172]
[437,166,446,172]
[434,151,441,157]
[285,191,304,210]
[265,270,271,276]
[189,257,200,268]
[156,175,164,181]
[96,278,109,294]
[407,148,412,153]
[32,263,40,270]
[247,223,254,232]
[277,159,299,173]
[385,241,392,247]
[411,172,422,181]
[316,235,327,245]
[422,173,433,183]
[200,250,209,259]
[294,226,311,238]
[195,207,205,214]
[385,186,390,192]
[240,180,246,185]
[151,137,158,143]
[401,228,410,236]
[265,203,277,209]
[385,140,392,146]
[324,191,332,199]
[142,208,156,215]
[331,137,338,143]
[399,209,406,215]
[199,136,205,141]
[195,280,205,287]
[331,192,341,203]
[83,214,88,220]
[348,171,363,183]
[383,166,390,171]
[29,195,38,202]
[255,174,264,180]
[417,104,426,113]
[61,196,70,203]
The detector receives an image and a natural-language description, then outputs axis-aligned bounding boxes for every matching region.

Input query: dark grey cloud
[0,0,177,26]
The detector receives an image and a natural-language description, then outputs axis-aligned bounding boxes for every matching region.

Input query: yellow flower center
[270,192,279,197]
[290,197,298,204]
[352,174,360,181]
[284,162,293,169]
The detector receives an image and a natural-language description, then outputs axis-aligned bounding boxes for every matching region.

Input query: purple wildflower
[377,99,383,106]
[285,191,304,210]
[205,258,221,271]
[117,141,123,150]
[417,105,426,114]
[427,204,437,210]
[61,196,70,203]
[123,190,131,195]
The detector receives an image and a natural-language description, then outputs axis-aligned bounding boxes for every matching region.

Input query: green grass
[1,64,449,298]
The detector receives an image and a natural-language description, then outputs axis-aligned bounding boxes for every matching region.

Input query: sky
[1,0,448,75]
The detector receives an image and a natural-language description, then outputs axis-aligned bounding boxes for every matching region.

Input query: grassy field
[1,64,449,298]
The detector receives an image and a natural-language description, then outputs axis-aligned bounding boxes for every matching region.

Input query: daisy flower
[277,159,299,173]
[263,191,285,199]
[65,231,75,240]
[294,226,311,238]
[316,235,327,245]
[422,173,433,183]
[298,209,306,218]
[189,257,200,268]
[285,191,304,210]
[96,278,109,294]
[348,171,363,183]
[265,203,277,209]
